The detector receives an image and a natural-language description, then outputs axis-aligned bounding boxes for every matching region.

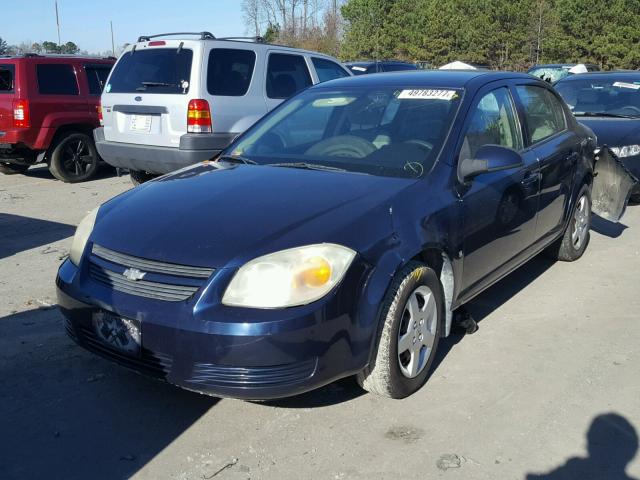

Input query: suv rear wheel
[129,170,157,186]
[48,133,100,183]
[0,162,30,175]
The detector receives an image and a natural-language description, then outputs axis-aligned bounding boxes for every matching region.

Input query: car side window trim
[512,83,569,148]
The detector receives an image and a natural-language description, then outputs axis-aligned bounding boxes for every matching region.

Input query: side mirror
[459,144,524,182]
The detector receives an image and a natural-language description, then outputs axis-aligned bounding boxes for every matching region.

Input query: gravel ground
[1,165,639,480]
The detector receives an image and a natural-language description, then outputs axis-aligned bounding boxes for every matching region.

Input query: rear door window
[0,65,15,93]
[311,58,349,83]
[516,85,566,144]
[207,49,256,96]
[85,64,113,95]
[266,53,312,99]
[37,64,79,95]
[106,48,193,94]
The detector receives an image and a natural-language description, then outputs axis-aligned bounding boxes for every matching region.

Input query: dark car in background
[0,54,114,182]
[528,63,600,83]
[57,71,631,401]
[346,60,418,75]
[555,71,640,201]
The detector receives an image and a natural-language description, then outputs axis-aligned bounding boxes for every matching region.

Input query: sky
[1,0,246,54]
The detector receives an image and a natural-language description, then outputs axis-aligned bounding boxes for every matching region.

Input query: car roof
[313,69,532,89]
[555,71,640,83]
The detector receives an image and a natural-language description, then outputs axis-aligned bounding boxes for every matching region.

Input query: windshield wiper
[136,81,176,91]
[217,154,258,165]
[268,162,347,172]
[574,111,638,119]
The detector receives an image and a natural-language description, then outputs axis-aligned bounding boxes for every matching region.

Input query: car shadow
[0,308,217,480]
[525,412,639,479]
[0,213,76,259]
[19,163,118,181]
[591,213,628,238]
[430,255,556,376]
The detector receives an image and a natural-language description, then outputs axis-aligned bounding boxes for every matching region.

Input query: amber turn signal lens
[299,257,332,287]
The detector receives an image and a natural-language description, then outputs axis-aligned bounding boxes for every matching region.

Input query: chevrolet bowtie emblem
[123,268,146,281]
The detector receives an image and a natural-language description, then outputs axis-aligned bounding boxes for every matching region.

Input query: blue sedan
[56,71,633,399]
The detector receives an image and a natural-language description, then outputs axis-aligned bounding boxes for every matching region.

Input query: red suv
[0,54,114,182]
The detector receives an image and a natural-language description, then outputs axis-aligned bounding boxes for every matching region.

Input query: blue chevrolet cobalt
[57,71,633,399]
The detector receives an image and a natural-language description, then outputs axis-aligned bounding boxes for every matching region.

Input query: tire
[48,132,100,183]
[0,162,30,175]
[129,170,157,186]
[357,261,443,399]
[545,184,592,262]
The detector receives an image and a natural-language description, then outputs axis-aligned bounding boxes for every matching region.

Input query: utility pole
[110,20,115,57]
[55,1,61,46]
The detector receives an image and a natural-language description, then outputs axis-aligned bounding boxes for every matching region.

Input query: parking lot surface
[1,165,639,480]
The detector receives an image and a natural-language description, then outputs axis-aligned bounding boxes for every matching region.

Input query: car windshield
[528,67,572,83]
[555,77,640,117]
[226,86,463,178]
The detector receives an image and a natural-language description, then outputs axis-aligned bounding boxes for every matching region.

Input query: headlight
[69,207,99,266]
[222,244,356,308]
[610,145,640,158]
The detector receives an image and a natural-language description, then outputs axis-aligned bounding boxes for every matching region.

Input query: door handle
[521,171,540,186]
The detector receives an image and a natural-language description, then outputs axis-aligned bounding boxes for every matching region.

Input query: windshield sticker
[351,66,367,72]
[397,89,458,100]
[613,81,640,90]
[105,83,111,93]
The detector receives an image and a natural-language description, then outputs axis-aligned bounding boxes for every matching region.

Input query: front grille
[92,244,214,278]
[89,244,214,302]
[77,325,173,378]
[186,358,317,388]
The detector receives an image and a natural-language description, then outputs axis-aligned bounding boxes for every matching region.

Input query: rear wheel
[48,133,100,183]
[129,170,157,186]
[0,162,30,175]
[357,261,443,398]
[545,184,592,262]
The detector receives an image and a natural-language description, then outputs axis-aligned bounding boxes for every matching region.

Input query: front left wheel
[358,261,443,399]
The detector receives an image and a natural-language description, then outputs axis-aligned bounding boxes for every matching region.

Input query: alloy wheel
[397,285,438,378]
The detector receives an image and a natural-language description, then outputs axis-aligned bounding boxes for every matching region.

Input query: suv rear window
[266,53,312,99]
[207,49,256,96]
[0,65,15,93]
[37,64,79,95]
[107,48,193,94]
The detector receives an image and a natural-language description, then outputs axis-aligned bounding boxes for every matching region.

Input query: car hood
[92,164,413,268]
[577,117,640,147]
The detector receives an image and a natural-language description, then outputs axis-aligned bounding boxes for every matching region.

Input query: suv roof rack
[137,32,215,42]
[217,36,266,44]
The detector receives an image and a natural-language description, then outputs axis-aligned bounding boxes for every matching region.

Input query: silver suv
[95,32,351,183]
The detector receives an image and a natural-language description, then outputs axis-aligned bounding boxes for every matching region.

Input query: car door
[514,84,578,242]
[458,85,540,299]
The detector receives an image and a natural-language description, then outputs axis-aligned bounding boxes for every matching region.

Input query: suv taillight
[187,99,212,133]
[13,99,30,128]
[97,101,103,126]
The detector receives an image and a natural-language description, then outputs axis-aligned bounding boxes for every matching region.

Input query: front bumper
[56,258,371,400]
[94,127,237,175]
